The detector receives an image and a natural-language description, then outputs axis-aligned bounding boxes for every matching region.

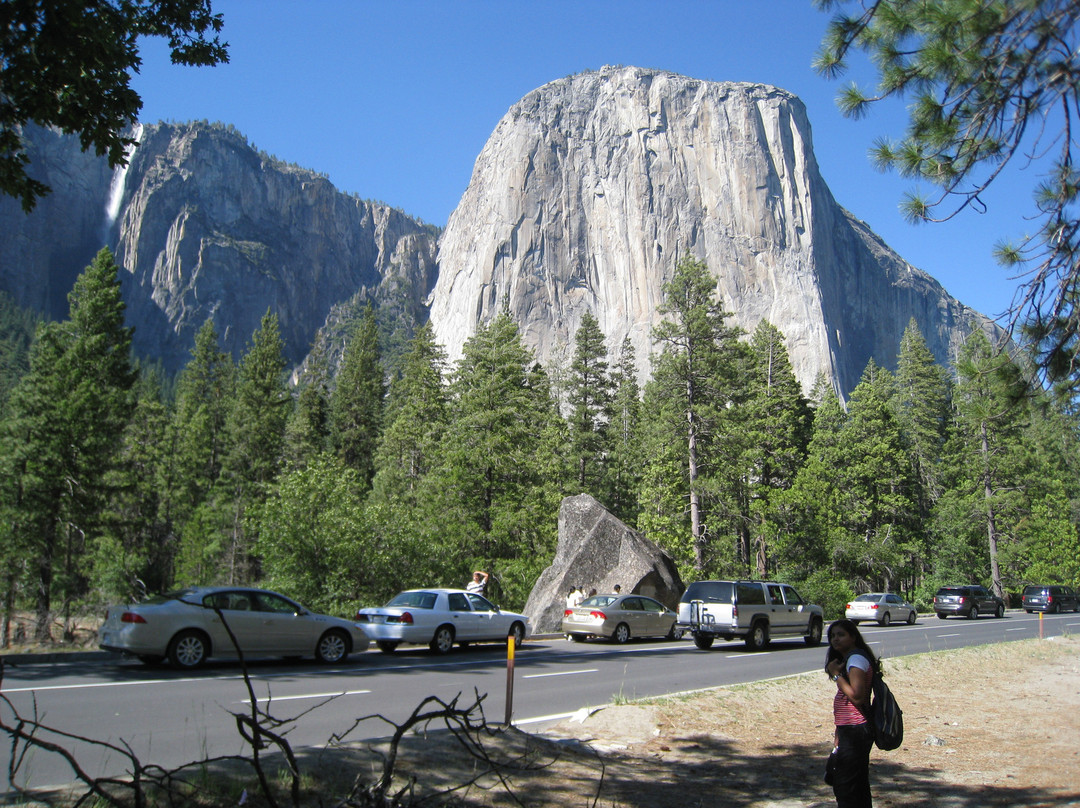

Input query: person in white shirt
[466,570,489,595]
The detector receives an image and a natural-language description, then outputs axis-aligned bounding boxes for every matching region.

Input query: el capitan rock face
[430,65,992,395]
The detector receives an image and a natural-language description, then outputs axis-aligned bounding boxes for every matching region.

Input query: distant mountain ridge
[1,67,995,393]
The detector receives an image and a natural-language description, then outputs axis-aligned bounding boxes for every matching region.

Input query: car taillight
[400,612,413,624]
[564,609,573,616]
[870,604,879,610]
[589,611,607,620]
[121,612,146,624]
[845,603,852,610]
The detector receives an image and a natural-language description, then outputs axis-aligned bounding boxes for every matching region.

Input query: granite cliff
[0,123,438,373]
[2,67,993,393]
[430,66,992,394]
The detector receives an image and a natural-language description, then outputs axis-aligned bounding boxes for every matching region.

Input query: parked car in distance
[562,593,680,643]
[845,593,917,626]
[932,585,1005,619]
[355,589,529,654]
[677,580,824,651]
[1021,585,1080,613]
[100,586,370,669]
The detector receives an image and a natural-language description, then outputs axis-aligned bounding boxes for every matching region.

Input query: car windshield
[580,596,617,607]
[386,591,437,609]
[144,588,199,605]
[853,594,880,602]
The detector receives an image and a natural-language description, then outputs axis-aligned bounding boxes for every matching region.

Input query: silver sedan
[845,592,917,626]
[562,594,680,643]
[99,586,370,669]
[355,589,529,654]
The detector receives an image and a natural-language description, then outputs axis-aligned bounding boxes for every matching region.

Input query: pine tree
[641,254,746,573]
[607,336,643,524]
[284,347,332,470]
[331,304,385,490]
[370,322,449,507]
[567,311,614,496]
[742,321,812,576]
[217,310,290,583]
[0,248,136,638]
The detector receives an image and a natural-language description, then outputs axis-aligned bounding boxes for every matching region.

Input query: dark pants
[833,722,874,808]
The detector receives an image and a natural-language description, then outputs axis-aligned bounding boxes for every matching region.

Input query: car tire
[907,610,917,625]
[666,623,682,640]
[880,612,891,626]
[693,633,714,650]
[1025,609,1033,614]
[937,612,948,619]
[804,618,823,646]
[429,625,455,654]
[168,630,209,669]
[612,623,631,644]
[508,621,525,649]
[996,604,1005,618]
[315,629,350,664]
[569,633,586,642]
[376,641,399,654]
[967,606,979,620]
[745,621,769,651]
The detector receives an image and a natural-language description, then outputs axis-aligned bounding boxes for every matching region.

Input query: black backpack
[865,673,904,750]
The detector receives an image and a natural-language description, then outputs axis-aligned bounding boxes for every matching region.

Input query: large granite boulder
[524,494,684,633]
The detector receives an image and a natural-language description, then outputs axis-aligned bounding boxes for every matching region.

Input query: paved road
[1,609,1076,794]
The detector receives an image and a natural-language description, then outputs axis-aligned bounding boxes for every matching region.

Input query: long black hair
[825,618,881,675]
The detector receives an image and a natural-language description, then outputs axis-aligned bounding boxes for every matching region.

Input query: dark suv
[933,585,1005,619]
[1021,585,1079,613]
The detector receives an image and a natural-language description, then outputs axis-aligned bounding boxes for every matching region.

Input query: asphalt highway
[1,609,1076,795]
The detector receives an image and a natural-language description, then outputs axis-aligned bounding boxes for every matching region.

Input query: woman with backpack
[824,619,879,808]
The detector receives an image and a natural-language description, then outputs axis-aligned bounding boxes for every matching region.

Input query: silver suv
[677,580,824,651]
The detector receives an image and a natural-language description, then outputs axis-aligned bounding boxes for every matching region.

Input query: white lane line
[514,711,582,725]
[936,634,961,638]
[1005,628,1027,632]
[726,652,769,658]
[523,669,598,680]
[238,689,371,705]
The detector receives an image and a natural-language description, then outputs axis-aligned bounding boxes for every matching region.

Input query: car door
[973,586,993,613]
[208,591,267,654]
[250,591,313,655]
[638,597,668,636]
[447,592,480,641]
[465,592,504,640]
[778,585,809,633]
[619,597,647,636]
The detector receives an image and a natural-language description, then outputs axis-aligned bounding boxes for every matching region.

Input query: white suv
[678,580,824,651]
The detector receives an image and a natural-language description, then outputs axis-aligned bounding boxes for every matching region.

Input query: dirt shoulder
[370,635,1080,808]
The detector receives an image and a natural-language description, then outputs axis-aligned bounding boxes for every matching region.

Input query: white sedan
[355,588,529,654]
[100,586,370,669]
[845,592,917,626]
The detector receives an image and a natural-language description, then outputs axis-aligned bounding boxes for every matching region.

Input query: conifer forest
[2,249,1078,645]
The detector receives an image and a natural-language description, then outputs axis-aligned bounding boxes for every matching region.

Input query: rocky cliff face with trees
[3,66,994,395]
[0,122,439,374]
[431,66,992,396]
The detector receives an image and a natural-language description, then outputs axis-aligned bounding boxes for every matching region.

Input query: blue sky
[132,0,1035,324]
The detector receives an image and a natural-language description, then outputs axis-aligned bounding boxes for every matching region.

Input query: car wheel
[315,629,350,664]
[745,621,769,651]
[1025,609,1033,614]
[137,654,164,665]
[168,630,209,669]
[612,623,631,644]
[429,625,454,654]
[569,633,586,642]
[996,604,1005,618]
[376,641,399,654]
[665,623,683,640]
[967,606,979,620]
[907,610,917,625]
[693,633,714,650]
[880,612,891,626]
[937,612,948,619]
[508,621,525,649]
[804,618,823,646]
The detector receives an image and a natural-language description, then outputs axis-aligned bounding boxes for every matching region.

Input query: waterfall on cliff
[105,123,143,224]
